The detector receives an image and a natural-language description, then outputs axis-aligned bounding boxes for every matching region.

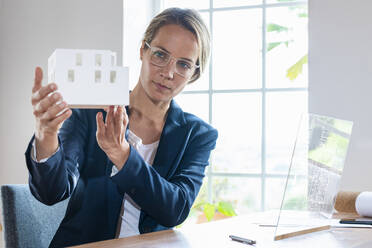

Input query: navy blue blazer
[25,100,218,247]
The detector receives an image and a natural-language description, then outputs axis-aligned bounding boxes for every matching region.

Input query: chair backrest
[0,184,68,248]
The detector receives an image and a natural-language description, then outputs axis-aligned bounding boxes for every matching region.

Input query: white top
[110,129,159,238]
[31,129,159,238]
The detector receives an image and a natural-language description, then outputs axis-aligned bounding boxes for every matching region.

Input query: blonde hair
[143,8,210,83]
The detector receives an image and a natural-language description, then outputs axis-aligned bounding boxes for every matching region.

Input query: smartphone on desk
[340,218,372,225]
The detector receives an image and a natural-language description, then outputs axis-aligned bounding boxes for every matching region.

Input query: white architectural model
[48,49,129,108]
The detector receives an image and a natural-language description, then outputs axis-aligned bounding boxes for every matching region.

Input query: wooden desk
[73,212,372,248]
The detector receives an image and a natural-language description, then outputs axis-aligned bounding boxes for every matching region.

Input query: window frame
[159,0,308,211]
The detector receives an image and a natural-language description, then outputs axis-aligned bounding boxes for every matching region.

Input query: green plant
[267,4,308,81]
[286,54,308,81]
[193,200,237,221]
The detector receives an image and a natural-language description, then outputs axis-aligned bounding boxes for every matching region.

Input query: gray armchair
[0,184,68,248]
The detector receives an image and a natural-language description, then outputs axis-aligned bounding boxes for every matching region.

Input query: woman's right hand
[32,67,72,160]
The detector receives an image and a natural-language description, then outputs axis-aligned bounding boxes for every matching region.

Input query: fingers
[104,106,128,126]
[41,100,67,120]
[96,111,106,139]
[32,67,43,94]
[33,91,62,116]
[105,106,114,135]
[32,67,70,138]
[122,106,129,127]
[114,106,124,135]
[99,106,127,142]
[32,83,58,106]
[49,108,72,127]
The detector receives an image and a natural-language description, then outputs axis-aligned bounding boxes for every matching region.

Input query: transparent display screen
[274,114,353,240]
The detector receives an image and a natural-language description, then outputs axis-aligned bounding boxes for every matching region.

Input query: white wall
[0,0,123,186]
[309,0,372,191]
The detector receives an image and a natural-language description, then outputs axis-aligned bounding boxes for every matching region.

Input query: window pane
[214,0,262,8]
[266,5,308,88]
[213,93,261,173]
[213,9,262,89]
[163,0,209,9]
[265,177,286,210]
[265,176,307,210]
[175,93,209,123]
[265,92,308,174]
[200,11,210,31]
[212,177,261,214]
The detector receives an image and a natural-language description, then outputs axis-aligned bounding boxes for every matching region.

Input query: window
[95,70,102,83]
[95,54,102,67]
[68,69,75,82]
[76,53,82,66]
[110,71,117,83]
[161,0,308,218]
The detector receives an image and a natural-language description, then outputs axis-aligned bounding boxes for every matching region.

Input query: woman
[26,7,218,248]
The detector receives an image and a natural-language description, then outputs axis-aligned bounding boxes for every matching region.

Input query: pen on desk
[229,235,256,245]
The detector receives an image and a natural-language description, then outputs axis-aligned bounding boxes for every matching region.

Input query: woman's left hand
[96,105,130,170]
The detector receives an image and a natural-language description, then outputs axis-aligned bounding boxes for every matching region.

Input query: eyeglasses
[144,42,199,78]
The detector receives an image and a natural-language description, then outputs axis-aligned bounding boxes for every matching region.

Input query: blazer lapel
[152,100,187,178]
